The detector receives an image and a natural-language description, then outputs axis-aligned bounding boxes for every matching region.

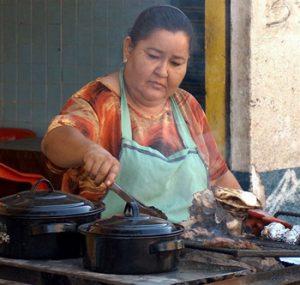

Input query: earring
[123,57,127,63]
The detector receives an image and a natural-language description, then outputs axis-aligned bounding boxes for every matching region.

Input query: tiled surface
[0,0,199,136]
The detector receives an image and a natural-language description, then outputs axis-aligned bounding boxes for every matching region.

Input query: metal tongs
[109,182,168,220]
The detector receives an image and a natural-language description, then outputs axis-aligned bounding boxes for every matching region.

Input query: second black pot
[79,202,184,274]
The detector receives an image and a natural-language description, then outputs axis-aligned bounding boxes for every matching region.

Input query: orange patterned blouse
[45,79,228,204]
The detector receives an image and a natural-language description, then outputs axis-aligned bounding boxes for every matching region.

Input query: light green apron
[103,69,208,222]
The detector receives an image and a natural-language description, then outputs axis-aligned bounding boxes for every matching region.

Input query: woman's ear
[122,36,134,63]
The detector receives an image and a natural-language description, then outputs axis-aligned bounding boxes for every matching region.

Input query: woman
[42,5,241,222]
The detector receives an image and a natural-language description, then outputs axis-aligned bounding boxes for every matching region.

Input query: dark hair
[129,5,194,51]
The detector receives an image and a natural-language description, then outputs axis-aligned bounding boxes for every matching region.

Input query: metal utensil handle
[31,178,54,193]
[110,183,140,216]
[110,182,168,220]
[109,182,136,203]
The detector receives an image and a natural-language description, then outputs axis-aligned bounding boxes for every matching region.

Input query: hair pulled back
[129,5,194,50]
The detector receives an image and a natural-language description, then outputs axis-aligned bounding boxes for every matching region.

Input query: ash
[181,189,245,239]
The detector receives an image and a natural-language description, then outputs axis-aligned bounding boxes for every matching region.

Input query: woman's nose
[155,60,169,77]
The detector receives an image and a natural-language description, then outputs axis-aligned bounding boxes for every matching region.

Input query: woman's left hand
[211,170,242,190]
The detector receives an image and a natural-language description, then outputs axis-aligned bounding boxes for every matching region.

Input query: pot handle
[31,178,55,193]
[30,222,77,235]
[124,201,139,217]
[149,239,184,254]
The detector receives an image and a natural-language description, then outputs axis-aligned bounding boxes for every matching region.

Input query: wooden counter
[0,138,62,190]
[0,253,247,285]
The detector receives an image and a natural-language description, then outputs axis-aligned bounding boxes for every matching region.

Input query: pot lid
[83,202,182,236]
[0,179,103,217]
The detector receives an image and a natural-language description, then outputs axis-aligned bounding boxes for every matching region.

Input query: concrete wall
[230,0,300,217]
[230,0,251,172]
[250,0,300,172]
[231,0,300,173]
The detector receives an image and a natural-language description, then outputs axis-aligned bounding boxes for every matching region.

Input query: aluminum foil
[261,222,289,241]
[282,225,300,244]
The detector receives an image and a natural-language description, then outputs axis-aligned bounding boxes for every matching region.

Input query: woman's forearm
[41,126,95,168]
[211,170,242,189]
[41,125,120,186]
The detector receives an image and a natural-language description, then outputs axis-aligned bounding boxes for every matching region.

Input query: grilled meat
[201,236,260,250]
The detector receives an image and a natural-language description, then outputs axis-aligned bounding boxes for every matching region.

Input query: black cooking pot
[0,179,104,259]
[79,202,184,274]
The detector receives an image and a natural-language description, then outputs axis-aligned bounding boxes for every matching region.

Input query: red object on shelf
[0,163,48,197]
[246,208,293,232]
[0,128,36,141]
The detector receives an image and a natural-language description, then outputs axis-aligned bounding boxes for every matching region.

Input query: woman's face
[123,29,190,108]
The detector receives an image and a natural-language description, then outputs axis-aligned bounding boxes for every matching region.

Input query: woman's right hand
[42,126,120,187]
[82,143,120,187]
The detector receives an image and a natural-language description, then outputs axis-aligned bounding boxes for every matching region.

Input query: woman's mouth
[149,81,166,89]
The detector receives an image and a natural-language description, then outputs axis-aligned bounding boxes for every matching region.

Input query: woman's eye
[171,61,185,67]
[171,61,181,66]
[148,53,159,59]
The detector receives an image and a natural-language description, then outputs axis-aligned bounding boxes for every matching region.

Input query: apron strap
[119,68,196,148]
[170,96,196,148]
[119,67,132,140]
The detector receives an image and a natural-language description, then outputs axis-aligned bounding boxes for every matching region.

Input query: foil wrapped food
[261,223,300,244]
[282,225,300,244]
[261,222,289,241]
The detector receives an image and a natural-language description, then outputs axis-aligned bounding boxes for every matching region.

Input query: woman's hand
[210,170,242,190]
[83,144,120,187]
[42,126,120,186]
